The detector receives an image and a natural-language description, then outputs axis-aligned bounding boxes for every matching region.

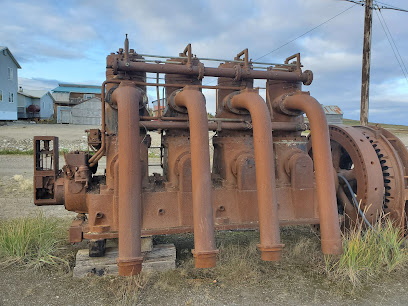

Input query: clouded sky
[1,0,407,124]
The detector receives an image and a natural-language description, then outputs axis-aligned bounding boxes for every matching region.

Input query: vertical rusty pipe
[111,82,144,275]
[173,86,218,268]
[279,93,342,255]
[89,79,121,167]
[228,89,284,261]
[156,73,162,118]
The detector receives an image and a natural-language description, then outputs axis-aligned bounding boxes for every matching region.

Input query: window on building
[83,93,95,100]
[0,90,3,102]
[8,67,13,80]
[9,92,14,103]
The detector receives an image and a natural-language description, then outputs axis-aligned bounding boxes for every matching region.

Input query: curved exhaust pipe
[275,92,342,255]
[173,86,218,268]
[111,82,144,275]
[226,89,284,261]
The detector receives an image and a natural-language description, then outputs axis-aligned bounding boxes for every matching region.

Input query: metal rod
[133,58,182,65]
[115,61,312,84]
[89,79,121,167]
[141,116,247,122]
[126,80,246,91]
[139,120,305,131]
[156,73,161,118]
[138,53,296,67]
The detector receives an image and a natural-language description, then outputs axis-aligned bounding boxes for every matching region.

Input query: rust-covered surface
[33,36,408,276]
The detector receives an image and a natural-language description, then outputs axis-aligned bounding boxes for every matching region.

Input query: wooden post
[360,0,373,126]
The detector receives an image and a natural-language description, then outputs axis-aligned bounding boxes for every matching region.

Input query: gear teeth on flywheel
[364,134,392,211]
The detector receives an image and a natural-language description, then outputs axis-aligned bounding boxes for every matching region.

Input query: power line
[373,1,408,13]
[344,0,408,83]
[343,0,365,6]
[344,0,408,12]
[254,4,358,61]
[374,7,408,82]
[378,8,408,76]
[204,3,358,86]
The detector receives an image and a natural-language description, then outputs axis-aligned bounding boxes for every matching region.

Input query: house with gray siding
[52,84,102,124]
[0,46,21,120]
[17,88,55,120]
[57,97,101,125]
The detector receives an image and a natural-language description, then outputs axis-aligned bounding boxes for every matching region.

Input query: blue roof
[52,86,101,94]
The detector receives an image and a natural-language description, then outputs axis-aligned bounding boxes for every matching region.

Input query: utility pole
[360,0,373,126]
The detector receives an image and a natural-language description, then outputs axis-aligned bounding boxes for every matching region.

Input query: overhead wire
[204,3,358,86]
[254,3,358,61]
[373,0,408,13]
[374,6,408,83]
[343,0,408,12]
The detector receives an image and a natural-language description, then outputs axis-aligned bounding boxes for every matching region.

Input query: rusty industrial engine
[33,36,408,276]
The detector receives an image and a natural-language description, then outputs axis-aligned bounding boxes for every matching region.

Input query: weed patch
[0,213,69,269]
[0,149,69,155]
[325,219,408,287]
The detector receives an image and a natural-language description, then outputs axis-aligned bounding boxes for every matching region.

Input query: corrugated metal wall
[71,98,101,125]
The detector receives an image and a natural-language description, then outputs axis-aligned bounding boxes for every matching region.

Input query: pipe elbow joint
[111,82,144,107]
[223,88,268,117]
[272,92,311,117]
[169,86,206,114]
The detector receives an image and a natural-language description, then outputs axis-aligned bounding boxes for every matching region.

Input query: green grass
[342,118,408,130]
[0,149,70,155]
[0,149,34,155]
[325,219,408,287]
[0,213,69,269]
[148,151,160,158]
[1,214,406,301]
[146,223,408,298]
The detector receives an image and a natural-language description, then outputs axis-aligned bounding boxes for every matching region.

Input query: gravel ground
[0,122,163,220]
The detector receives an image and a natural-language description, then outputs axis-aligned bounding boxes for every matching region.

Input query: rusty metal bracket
[235,48,249,68]
[285,53,301,71]
[181,43,192,68]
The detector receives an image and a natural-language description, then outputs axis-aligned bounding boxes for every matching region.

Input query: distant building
[322,105,343,124]
[57,97,101,125]
[0,46,21,120]
[305,105,343,125]
[17,88,54,120]
[52,83,102,124]
[151,98,166,116]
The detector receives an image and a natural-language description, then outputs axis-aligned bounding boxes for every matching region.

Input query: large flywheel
[328,125,384,225]
[309,124,407,231]
[354,125,408,231]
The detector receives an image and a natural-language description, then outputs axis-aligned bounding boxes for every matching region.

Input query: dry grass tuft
[116,274,150,305]
[13,175,33,192]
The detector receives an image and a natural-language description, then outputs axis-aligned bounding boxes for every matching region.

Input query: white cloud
[1,0,407,124]
[18,77,59,91]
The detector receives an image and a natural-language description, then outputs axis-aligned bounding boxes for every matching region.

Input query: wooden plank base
[73,244,176,278]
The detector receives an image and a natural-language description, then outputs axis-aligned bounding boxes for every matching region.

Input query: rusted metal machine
[33,36,408,276]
